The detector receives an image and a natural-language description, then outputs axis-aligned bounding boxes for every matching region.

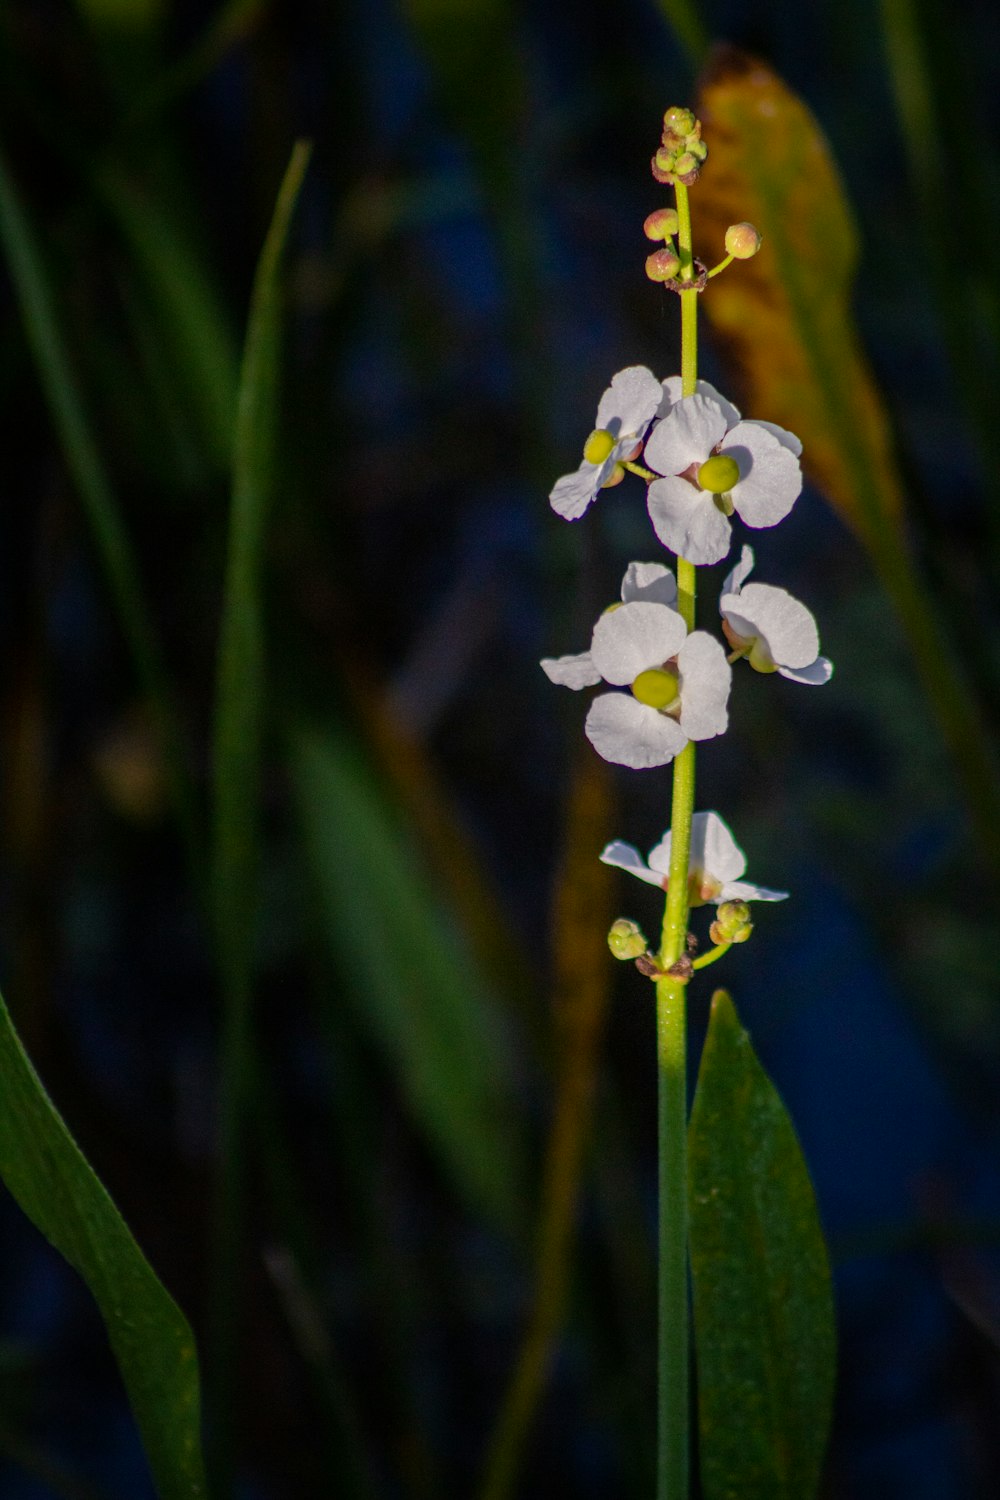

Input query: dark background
[1,0,999,1496]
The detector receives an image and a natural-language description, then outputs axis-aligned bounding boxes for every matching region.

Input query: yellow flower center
[631,667,680,710]
[584,428,616,465]
[748,638,778,674]
[697,453,740,493]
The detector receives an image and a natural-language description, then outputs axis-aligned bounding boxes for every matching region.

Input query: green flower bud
[724,222,763,260]
[645,247,681,282]
[608,918,648,961]
[674,151,699,180]
[643,207,680,241]
[710,901,753,945]
[663,106,696,138]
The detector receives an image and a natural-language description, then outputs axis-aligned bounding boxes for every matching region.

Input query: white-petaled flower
[600,810,788,904]
[540,561,677,690]
[720,546,833,685]
[549,366,663,521]
[644,390,803,565]
[556,599,730,769]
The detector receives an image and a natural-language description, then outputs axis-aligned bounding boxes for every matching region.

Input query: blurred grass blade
[0,988,207,1500]
[0,142,202,881]
[878,0,1000,540]
[478,754,615,1500]
[98,167,240,473]
[688,991,835,1500]
[694,49,1000,863]
[654,0,708,66]
[288,720,525,1235]
[208,140,311,1487]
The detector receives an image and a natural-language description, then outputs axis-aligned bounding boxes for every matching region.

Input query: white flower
[600,810,788,904]
[541,561,677,690]
[720,546,833,685]
[549,366,663,521]
[542,581,731,770]
[644,389,803,565]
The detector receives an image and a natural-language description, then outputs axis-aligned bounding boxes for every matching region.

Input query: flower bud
[709,900,753,945]
[608,918,648,961]
[643,207,679,241]
[645,248,681,283]
[674,152,699,180]
[663,106,696,137]
[651,156,673,185]
[724,222,763,260]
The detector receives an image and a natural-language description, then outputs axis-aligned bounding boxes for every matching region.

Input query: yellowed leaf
[695,48,905,548]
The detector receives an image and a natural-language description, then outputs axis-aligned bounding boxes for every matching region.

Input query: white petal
[656,377,741,426]
[692,811,746,885]
[644,394,729,476]
[595,365,662,440]
[550,462,601,520]
[778,657,834,685]
[584,693,687,769]
[646,833,672,878]
[720,879,789,903]
[721,544,755,596]
[677,633,731,740]
[647,475,732,565]
[720,582,818,669]
[589,600,687,686]
[656,375,683,418]
[620,561,677,607]
[540,651,601,689]
[749,419,802,457]
[599,839,665,887]
[722,421,802,528]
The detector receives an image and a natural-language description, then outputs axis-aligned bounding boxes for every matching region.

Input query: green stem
[691,941,731,971]
[655,175,699,1500]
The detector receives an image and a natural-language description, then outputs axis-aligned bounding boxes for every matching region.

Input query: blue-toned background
[1,0,999,1495]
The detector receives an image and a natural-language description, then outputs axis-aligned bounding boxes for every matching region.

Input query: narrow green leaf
[207,139,311,1486]
[212,139,312,977]
[288,720,525,1235]
[0,141,202,886]
[688,991,835,1500]
[99,166,240,473]
[0,989,207,1500]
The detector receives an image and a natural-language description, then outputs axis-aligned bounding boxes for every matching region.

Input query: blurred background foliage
[1,0,999,1496]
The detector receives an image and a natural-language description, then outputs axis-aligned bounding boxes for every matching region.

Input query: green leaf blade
[289,721,525,1236]
[689,990,835,1500]
[0,990,207,1500]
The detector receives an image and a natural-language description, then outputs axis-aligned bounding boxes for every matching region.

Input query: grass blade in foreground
[0,989,207,1500]
[688,991,835,1500]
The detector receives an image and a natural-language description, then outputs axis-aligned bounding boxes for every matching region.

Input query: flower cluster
[541,106,834,962]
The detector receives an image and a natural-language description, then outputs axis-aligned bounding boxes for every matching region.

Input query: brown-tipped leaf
[696,49,905,550]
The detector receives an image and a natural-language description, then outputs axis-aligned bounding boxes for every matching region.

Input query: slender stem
[655,174,699,1500]
[691,941,731,971]
[623,459,657,481]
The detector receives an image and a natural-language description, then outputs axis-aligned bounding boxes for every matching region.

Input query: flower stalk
[654,174,699,1500]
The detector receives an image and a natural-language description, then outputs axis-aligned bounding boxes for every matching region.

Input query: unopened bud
[643,207,679,241]
[608,918,648,961]
[724,222,763,260]
[674,152,699,181]
[663,106,696,137]
[651,156,673,185]
[645,248,681,283]
[710,900,753,945]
